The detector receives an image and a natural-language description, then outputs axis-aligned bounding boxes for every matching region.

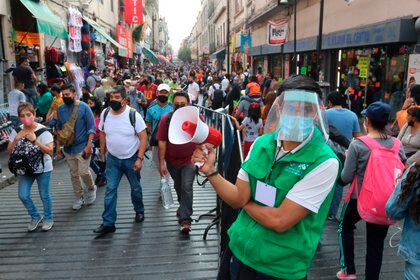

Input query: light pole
[279,0,297,74]
[316,0,324,80]
[152,13,157,51]
[226,0,230,74]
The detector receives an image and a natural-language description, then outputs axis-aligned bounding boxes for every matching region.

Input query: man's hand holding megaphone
[168,106,222,170]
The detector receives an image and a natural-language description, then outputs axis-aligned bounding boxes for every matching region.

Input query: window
[110,0,114,11]
[235,0,243,14]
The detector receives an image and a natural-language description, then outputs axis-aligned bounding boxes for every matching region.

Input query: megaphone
[169,106,222,167]
[169,106,222,147]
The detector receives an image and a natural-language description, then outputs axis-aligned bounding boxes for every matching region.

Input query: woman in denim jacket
[386,161,420,280]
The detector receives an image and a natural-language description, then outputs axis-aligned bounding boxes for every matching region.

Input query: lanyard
[264,144,291,184]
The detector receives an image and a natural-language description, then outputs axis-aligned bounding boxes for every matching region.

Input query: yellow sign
[357,56,369,78]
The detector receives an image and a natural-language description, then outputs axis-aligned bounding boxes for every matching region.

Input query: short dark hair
[110,85,127,98]
[410,84,420,105]
[17,102,35,116]
[408,107,420,122]
[37,83,49,95]
[50,84,61,93]
[172,91,190,103]
[327,92,345,106]
[18,56,28,65]
[61,83,76,93]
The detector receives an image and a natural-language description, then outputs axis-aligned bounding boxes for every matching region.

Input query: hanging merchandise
[68,7,83,52]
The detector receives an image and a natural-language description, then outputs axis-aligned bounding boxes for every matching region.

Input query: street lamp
[152,14,157,51]
[278,0,297,74]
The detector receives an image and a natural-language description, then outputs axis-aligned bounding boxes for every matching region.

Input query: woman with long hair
[386,161,420,279]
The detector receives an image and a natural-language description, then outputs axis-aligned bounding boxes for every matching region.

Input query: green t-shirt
[37,91,54,115]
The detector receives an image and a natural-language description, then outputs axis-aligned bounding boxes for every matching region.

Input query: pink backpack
[344,136,405,225]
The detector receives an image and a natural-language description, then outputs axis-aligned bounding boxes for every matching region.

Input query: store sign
[116,24,133,58]
[16,31,40,45]
[125,0,144,24]
[357,56,369,78]
[267,20,288,45]
[407,54,420,86]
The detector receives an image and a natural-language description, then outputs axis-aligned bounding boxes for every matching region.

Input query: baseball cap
[361,101,390,123]
[157,83,170,92]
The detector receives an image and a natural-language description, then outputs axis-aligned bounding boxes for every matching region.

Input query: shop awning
[142,47,159,64]
[20,0,68,38]
[82,16,126,51]
[211,49,226,60]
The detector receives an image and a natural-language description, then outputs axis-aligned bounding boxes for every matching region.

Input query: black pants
[339,199,389,279]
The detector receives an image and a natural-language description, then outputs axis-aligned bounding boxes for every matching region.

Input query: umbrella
[157,54,169,63]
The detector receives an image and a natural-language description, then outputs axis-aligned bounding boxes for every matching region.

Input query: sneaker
[72,197,84,210]
[84,185,97,205]
[180,221,191,234]
[42,220,54,231]
[336,270,357,279]
[28,216,43,232]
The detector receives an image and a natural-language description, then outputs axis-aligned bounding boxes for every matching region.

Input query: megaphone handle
[194,145,208,170]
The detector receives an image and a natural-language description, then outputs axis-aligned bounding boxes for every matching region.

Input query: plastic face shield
[263,89,329,143]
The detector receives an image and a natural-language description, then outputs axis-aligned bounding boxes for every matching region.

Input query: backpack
[57,101,80,147]
[101,107,137,135]
[8,127,48,176]
[343,136,405,225]
[211,85,224,110]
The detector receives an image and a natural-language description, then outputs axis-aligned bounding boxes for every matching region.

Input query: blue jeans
[328,183,343,218]
[102,153,144,226]
[18,171,53,221]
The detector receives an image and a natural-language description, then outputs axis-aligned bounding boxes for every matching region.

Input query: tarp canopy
[142,47,159,64]
[20,0,68,38]
[82,16,126,51]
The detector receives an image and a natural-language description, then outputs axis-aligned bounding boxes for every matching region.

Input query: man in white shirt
[221,74,230,93]
[187,76,200,104]
[8,81,26,127]
[94,85,148,234]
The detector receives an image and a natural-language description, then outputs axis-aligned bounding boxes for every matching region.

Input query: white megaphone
[168,106,222,168]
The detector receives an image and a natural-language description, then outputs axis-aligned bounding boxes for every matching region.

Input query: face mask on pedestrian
[157,94,168,103]
[109,100,123,111]
[20,116,35,127]
[277,115,314,142]
[63,96,74,105]
[174,104,185,111]
[408,120,415,127]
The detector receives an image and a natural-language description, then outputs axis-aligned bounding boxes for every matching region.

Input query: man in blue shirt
[326,92,361,141]
[57,84,97,211]
[146,83,173,167]
[325,92,361,220]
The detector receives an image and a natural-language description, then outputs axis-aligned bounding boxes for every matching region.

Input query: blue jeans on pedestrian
[405,261,420,280]
[18,171,53,221]
[328,183,343,218]
[102,153,144,226]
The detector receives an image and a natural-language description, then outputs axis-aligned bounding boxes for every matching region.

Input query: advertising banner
[125,0,144,24]
[267,19,288,45]
[116,24,133,58]
[407,54,420,86]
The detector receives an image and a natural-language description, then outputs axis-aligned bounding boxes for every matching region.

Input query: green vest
[228,128,339,279]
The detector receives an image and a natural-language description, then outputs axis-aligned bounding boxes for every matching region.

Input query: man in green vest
[192,75,340,280]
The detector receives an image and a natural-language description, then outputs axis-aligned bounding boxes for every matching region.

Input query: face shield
[263,89,329,143]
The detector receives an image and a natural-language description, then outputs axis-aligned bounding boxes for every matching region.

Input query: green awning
[142,47,159,64]
[20,0,68,38]
[82,16,126,52]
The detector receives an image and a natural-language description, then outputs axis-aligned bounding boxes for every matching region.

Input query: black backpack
[212,85,224,110]
[101,107,137,135]
[8,127,48,176]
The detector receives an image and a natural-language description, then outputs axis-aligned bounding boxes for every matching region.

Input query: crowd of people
[6,58,420,280]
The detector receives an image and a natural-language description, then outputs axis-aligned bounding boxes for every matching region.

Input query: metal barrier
[0,103,12,150]
[193,104,235,240]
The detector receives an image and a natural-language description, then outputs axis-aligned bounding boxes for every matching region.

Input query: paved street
[0,153,405,280]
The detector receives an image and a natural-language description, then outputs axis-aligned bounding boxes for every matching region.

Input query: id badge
[255,180,277,207]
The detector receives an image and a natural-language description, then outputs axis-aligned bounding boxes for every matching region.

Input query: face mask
[109,100,122,111]
[174,104,185,111]
[157,95,168,103]
[277,115,314,142]
[63,97,74,105]
[408,120,415,127]
[20,116,35,127]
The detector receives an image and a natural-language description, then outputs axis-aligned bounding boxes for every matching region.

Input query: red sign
[125,0,143,24]
[116,24,133,58]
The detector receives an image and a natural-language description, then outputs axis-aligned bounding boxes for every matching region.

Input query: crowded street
[0,0,419,279]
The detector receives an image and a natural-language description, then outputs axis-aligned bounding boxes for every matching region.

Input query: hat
[123,79,132,87]
[157,83,170,92]
[361,102,391,123]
